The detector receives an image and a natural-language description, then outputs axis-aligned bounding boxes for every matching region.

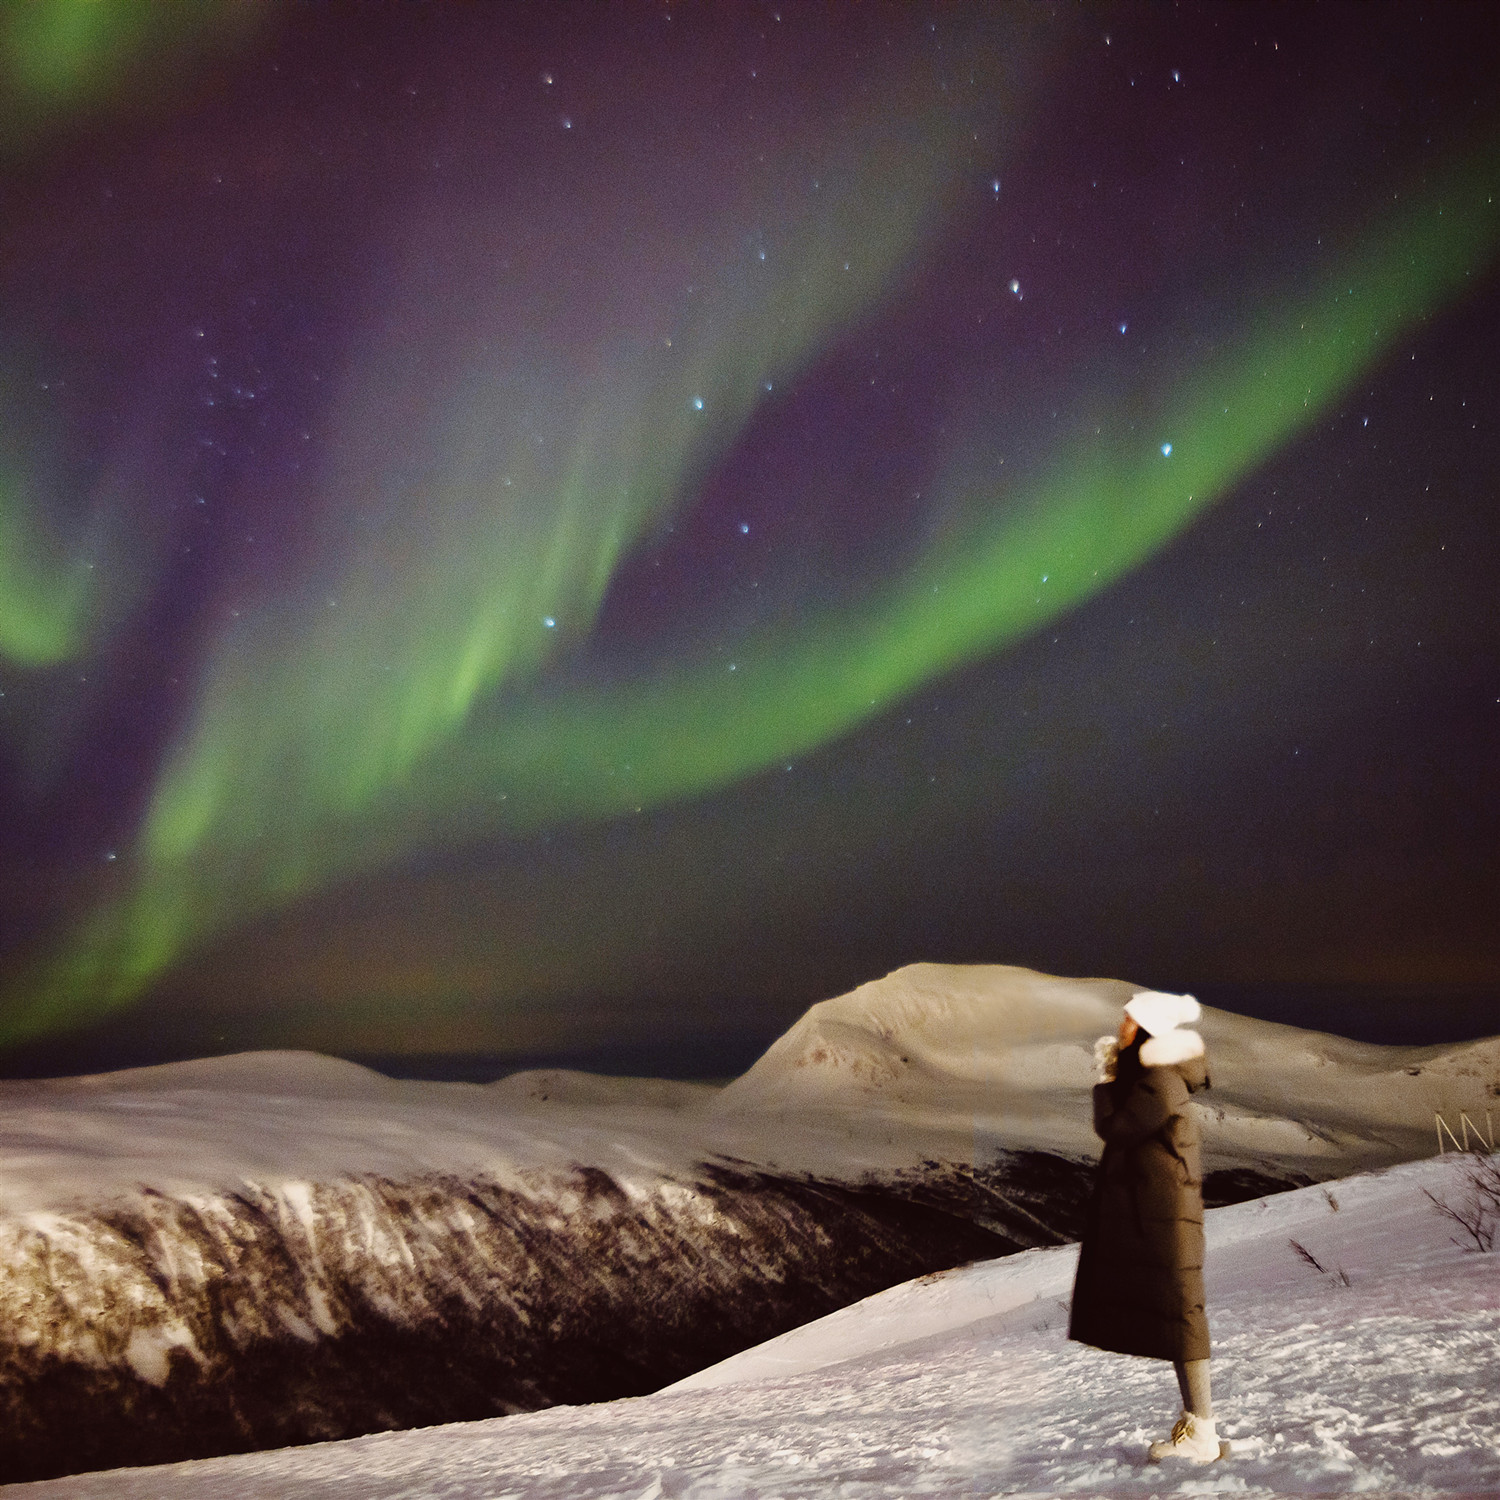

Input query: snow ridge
[7,1154,1497,1499]
[712,963,1500,1174]
[0,1157,1052,1483]
[0,962,1494,1485]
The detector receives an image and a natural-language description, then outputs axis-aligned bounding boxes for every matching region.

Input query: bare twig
[1425,1152,1500,1252]
[1289,1238,1326,1272]
[1289,1236,1351,1284]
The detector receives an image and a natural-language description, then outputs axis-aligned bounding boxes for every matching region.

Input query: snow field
[7,1153,1496,1499]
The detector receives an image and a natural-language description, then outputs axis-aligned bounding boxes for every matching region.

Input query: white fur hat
[1124,989,1201,1037]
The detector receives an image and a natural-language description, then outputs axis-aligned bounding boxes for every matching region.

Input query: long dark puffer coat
[1067,1028,1211,1362]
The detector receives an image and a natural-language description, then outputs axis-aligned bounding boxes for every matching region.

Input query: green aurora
[0,0,264,150]
[1,105,1496,1045]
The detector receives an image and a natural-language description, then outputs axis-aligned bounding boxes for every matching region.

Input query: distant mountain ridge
[707,963,1500,1174]
[0,962,1493,1482]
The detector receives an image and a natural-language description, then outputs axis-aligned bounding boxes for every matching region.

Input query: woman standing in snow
[1068,990,1221,1464]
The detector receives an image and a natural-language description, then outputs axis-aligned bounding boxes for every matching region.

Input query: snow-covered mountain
[708,963,1500,1177]
[0,963,1494,1484]
[7,1150,1497,1498]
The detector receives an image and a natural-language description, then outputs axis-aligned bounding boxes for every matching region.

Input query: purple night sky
[1,3,1497,1079]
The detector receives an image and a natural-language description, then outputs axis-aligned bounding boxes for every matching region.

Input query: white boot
[1147,1408,1220,1463]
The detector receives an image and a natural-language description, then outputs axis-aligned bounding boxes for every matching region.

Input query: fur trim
[1093,1035,1119,1083]
[1125,989,1201,1037]
[1140,1027,1205,1067]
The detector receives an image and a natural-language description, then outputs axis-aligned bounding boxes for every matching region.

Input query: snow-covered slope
[711,963,1500,1175]
[0,1068,1017,1483]
[0,963,1493,1483]
[8,1151,1496,1498]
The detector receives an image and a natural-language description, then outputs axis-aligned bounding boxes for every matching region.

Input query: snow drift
[0,963,1494,1483]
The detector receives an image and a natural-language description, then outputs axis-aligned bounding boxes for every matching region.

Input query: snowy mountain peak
[709,962,1500,1176]
[0,1049,400,1100]
[713,963,1129,1110]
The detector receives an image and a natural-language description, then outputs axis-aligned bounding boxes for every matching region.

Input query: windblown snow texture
[0,1152,1293,1481]
[7,1154,1498,1499]
[0,1150,1111,1483]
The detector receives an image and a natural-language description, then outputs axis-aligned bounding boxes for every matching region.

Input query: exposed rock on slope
[0,1160,1018,1483]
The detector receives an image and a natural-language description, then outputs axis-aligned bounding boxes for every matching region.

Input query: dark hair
[1111,1031,1146,1096]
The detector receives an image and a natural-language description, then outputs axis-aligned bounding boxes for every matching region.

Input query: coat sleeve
[1093,1070,1188,1149]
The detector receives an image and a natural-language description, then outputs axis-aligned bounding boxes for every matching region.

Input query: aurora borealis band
[2,4,1499,1074]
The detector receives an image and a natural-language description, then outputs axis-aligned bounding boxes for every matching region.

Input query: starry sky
[1,2,1498,1080]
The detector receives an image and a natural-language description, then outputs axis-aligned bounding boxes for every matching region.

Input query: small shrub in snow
[1288,1237,1351,1285]
[1424,1151,1500,1253]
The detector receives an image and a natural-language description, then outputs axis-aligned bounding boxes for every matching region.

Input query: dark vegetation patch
[0,1151,1310,1483]
[1202,1166,1312,1208]
[0,1156,1041,1482]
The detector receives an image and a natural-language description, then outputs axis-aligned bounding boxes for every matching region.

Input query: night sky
[1,2,1497,1081]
